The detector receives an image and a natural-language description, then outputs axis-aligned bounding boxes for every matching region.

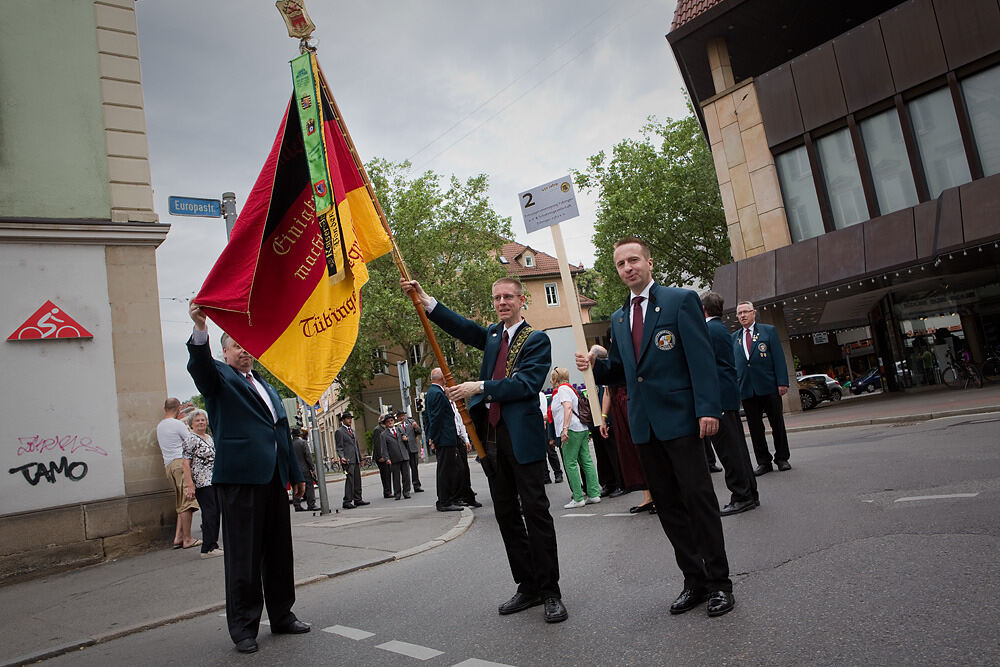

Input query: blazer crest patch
[655,329,675,351]
[757,342,767,353]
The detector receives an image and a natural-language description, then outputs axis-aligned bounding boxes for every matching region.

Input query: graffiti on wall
[8,434,108,487]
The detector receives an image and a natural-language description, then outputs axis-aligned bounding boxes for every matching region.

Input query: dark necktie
[488,329,510,426]
[745,328,752,359]
[631,296,644,362]
[347,426,354,437]
[245,372,255,386]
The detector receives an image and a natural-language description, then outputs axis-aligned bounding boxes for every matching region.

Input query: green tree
[335,159,512,415]
[573,107,729,319]
[187,394,206,410]
[253,361,295,399]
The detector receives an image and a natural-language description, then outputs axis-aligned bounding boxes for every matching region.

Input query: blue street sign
[168,196,222,218]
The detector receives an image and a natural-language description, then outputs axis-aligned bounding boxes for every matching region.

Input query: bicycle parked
[942,349,983,390]
[979,345,1000,384]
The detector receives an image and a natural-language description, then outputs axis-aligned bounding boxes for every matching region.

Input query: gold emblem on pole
[275,0,316,39]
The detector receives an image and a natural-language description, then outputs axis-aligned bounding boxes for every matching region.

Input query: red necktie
[488,329,510,426]
[631,296,644,362]
[745,328,752,358]
[245,372,255,385]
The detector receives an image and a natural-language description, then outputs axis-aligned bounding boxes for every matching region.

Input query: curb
[3,507,475,667]
[755,405,1000,436]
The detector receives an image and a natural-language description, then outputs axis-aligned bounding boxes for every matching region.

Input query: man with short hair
[292,429,318,512]
[426,368,464,511]
[396,410,424,493]
[733,300,792,475]
[402,276,566,623]
[701,291,759,516]
[335,411,368,509]
[379,413,411,499]
[576,237,735,618]
[187,303,309,654]
[157,397,199,549]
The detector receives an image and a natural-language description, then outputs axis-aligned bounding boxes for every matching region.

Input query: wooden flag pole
[315,68,487,460]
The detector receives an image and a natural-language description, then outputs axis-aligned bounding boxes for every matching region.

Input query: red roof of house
[670,0,726,31]
[501,241,584,278]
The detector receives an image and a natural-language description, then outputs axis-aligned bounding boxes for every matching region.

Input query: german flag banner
[194,54,392,403]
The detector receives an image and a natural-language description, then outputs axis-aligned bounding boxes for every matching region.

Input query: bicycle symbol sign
[7,300,93,341]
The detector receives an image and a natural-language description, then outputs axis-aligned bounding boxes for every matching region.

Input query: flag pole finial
[275,0,316,41]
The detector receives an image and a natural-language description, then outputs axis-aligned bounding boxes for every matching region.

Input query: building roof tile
[670,0,726,31]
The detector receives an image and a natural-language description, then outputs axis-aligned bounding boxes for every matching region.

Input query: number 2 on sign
[521,192,535,208]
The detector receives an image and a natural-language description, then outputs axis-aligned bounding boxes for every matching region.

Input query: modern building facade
[0,0,172,581]
[669,0,1000,392]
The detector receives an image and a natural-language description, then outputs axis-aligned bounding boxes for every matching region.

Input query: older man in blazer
[733,300,792,475]
[426,367,465,512]
[187,303,309,654]
[380,414,412,499]
[335,412,368,509]
[396,410,424,493]
[402,276,566,624]
[576,237,734,618]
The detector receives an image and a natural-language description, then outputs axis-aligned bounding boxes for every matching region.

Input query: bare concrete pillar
[707,38,735,94]
[759,304,803,412]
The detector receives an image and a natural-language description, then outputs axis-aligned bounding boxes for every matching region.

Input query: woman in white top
[550,367,601,509]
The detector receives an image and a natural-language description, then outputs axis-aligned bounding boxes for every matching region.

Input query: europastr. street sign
[168,196,222,218]
[518,175,579,234]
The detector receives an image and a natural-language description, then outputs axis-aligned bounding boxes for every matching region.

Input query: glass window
[409,343,425,367]
[776,146,824,242]
[523,254,534,267]
[544,282,559,306]
[962,64,1000,177]
[816,128,867,229]
[908,87,972,198]
[372,347,388,375]
[860,109,919,214]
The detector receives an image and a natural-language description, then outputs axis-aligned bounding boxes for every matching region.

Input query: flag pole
[315,67,487,461]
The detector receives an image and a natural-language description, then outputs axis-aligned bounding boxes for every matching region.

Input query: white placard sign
[812,331,830,345]
[518,175,579,233]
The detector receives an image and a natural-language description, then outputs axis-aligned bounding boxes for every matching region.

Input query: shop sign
[812,332,830,345]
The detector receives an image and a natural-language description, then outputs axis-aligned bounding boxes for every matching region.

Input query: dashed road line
[562,513,597,517]
[322,624,375,640]
[376,639,444,660]
[452,659,516,667]
[603,512,636,517]
[894,492,979,503]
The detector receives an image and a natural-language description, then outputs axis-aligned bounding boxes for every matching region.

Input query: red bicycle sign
[8,300,93,340]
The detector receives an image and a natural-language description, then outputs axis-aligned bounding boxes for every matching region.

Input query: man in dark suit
[701,292,759,516]
[371,419,392,498]
[426,367,465,512]
[187,303,310,654]
[576,237,735,618]
[396,410,424,492]
[733,300,792,475]
[402,276,566,624]
[292,429,317,512]
[335,412,368,509]
[380,414,412,499]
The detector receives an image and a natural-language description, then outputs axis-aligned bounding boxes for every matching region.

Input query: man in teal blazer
[732,300,791,474]
[402,276,566,624]
[576,237,734,618]
[187,303,308,654]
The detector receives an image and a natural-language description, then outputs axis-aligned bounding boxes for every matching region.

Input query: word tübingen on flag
[194,53,392,403]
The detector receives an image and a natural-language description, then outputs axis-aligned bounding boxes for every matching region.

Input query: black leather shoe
[706,590,735,617]
[355,500,370,506]
[629,501,654,514]
[608,488,626,498]
[342,502,355,509]
[708,463,723,473]
[383,493,393,498]
[669,588,707,615]
[753,463,773,476]
[543,476,553,484]
[720,498,757,516]
[271,619,311,634]
[465,499,483,508]
[234,638,258,653]
[553,474,563,483]
[543,597,568,623]
[776,460,792,471]
[436,504,464,511]
[394,494,401,500]
[498,592,542,615]
[293,506,305,512]
[414,487,424,492]
[403,493,411,499]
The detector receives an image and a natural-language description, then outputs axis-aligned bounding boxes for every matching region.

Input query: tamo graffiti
[9,457,88,486]
[16,434,108,457]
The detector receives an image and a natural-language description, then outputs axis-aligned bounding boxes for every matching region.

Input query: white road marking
[562,513,597,517]
[452,659,516,667]
[322,624,375,640]
[604,512,636,517]
[895,493,979,503]
[376,640,444,660]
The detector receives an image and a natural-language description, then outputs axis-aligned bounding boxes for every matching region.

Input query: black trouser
[485,419,560,599]
[408,450,422,490]
[294,472,316,508]
[376,459,393,497]
[741,393,790,465]
[708,410,759,505]
[456,446,477,504]
[342,461,362,503]
[435,445,462,507]
[391,459,412,498]
[194,485,221,553]
[217,468,297,644]
[590,425,623,491]
[636,434,732,593]
[545,442,563,478]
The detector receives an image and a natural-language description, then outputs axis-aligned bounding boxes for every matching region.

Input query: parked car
[851,368,881,395]
[797,374,843,410]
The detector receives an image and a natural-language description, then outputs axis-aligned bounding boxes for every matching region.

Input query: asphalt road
[44,414,1000,666]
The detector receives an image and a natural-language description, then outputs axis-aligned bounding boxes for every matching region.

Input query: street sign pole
[302,400,330,515]
[222,192,237,240]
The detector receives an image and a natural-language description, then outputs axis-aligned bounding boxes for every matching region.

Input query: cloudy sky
[136,0,687,399]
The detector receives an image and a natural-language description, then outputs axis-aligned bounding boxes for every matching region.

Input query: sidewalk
[0,463,470,667]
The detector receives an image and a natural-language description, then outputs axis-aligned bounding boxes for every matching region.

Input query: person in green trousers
[550,367,601,509]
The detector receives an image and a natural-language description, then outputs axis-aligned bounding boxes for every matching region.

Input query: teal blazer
[592,283,720,444]
[428,303,550,464]
[732,322,788,400]
[187,339,303,486]
[706,317,741,412]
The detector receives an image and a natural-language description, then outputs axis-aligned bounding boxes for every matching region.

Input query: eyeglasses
[492,293,521,303]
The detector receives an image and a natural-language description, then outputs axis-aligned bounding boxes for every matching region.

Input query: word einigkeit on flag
[194,55,392,403]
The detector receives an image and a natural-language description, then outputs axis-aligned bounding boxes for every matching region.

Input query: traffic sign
[8,300,93,341]
[518,175,579,234]
[168,196,222,218]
